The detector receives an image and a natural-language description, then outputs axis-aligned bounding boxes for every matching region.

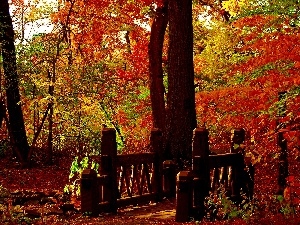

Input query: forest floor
[0,151,299,224]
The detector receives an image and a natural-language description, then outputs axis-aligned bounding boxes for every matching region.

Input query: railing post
[220,166,229,196]
[192,128,210,220]
[101,128,118,213]
[230,128,245,202]
[230,128,245,154]
[277,131,288,195]
[175,171,193,222]
[247,161,255,200]
[230,154,244,202]
[81,169,98,215]
[276,91,288,195]
[150,128,163,201]
[163,160,176,197]
[211,167,220,193]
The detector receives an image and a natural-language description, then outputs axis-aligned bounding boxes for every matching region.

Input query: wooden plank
[125,166,132,197]
[213,168,220,192]
[117,193,157,208]
[139,165,145,195]
[132,165,142,195]
[116,153,156,166]
[208,153,243,168]
[220,167,229,188]
[144,164,152,193]
[119,166,126,197]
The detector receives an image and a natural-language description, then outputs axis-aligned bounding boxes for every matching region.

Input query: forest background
[0,0,300,220]
[2,0,300,157]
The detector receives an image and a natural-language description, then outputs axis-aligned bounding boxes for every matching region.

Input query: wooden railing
[175,128,254,222]
[80,128,176,215]
[80,127,254,219]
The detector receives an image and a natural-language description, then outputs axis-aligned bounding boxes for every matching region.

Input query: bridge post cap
[151,128,162,133]
[81,169,97,178]
[163,160,176,168]
[231,128,245,133]
[102,128,116,133]
[177,171,193,181]
[193,127,208,133]
[163,160,175,165]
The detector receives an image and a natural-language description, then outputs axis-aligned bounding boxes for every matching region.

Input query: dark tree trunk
[0,0,30,163]
[47,69,54,165]
[166,0,197,160]
[148,0,168,131]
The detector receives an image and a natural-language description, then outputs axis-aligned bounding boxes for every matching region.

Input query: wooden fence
[80,128,176,215]
[175,128,255,222]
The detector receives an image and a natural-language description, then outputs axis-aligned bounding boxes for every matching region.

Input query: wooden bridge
[80,128,176,215]
[80,127,256,222]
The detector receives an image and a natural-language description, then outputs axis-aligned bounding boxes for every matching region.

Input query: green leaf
[64,185,71,194]
[229,210,239,218]
[91,161,99,171]
[80,156,89,169]
[69,172,75,179]
[277,195,284,202]
[70,157,79,173]
[243,203,249,209]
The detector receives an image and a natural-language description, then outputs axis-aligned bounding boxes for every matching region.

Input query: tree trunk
[166,0,197,161]
[0,0,30,164]
[47,80,54,164]
[148,0,168,132]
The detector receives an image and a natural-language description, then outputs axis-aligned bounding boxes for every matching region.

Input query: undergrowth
[203,185,298,223]
[64,156,100,197]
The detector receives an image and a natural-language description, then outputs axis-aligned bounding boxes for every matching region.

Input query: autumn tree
[194,0,300,143]
[31,0,155,154]
[0,0,30,164]
[165,0,197,161]
[148,0,233,160]
[148,0,168,133]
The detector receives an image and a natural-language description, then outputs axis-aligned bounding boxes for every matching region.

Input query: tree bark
[148,1,168,132]
[47,69,54,165]
[166,0,197,160]
[0,0,30,163]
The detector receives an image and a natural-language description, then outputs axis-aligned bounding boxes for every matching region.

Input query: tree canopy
[0,0,299,174]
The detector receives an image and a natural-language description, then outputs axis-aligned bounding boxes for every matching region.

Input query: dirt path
[0,156,184,224]
[64,198,180,225]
